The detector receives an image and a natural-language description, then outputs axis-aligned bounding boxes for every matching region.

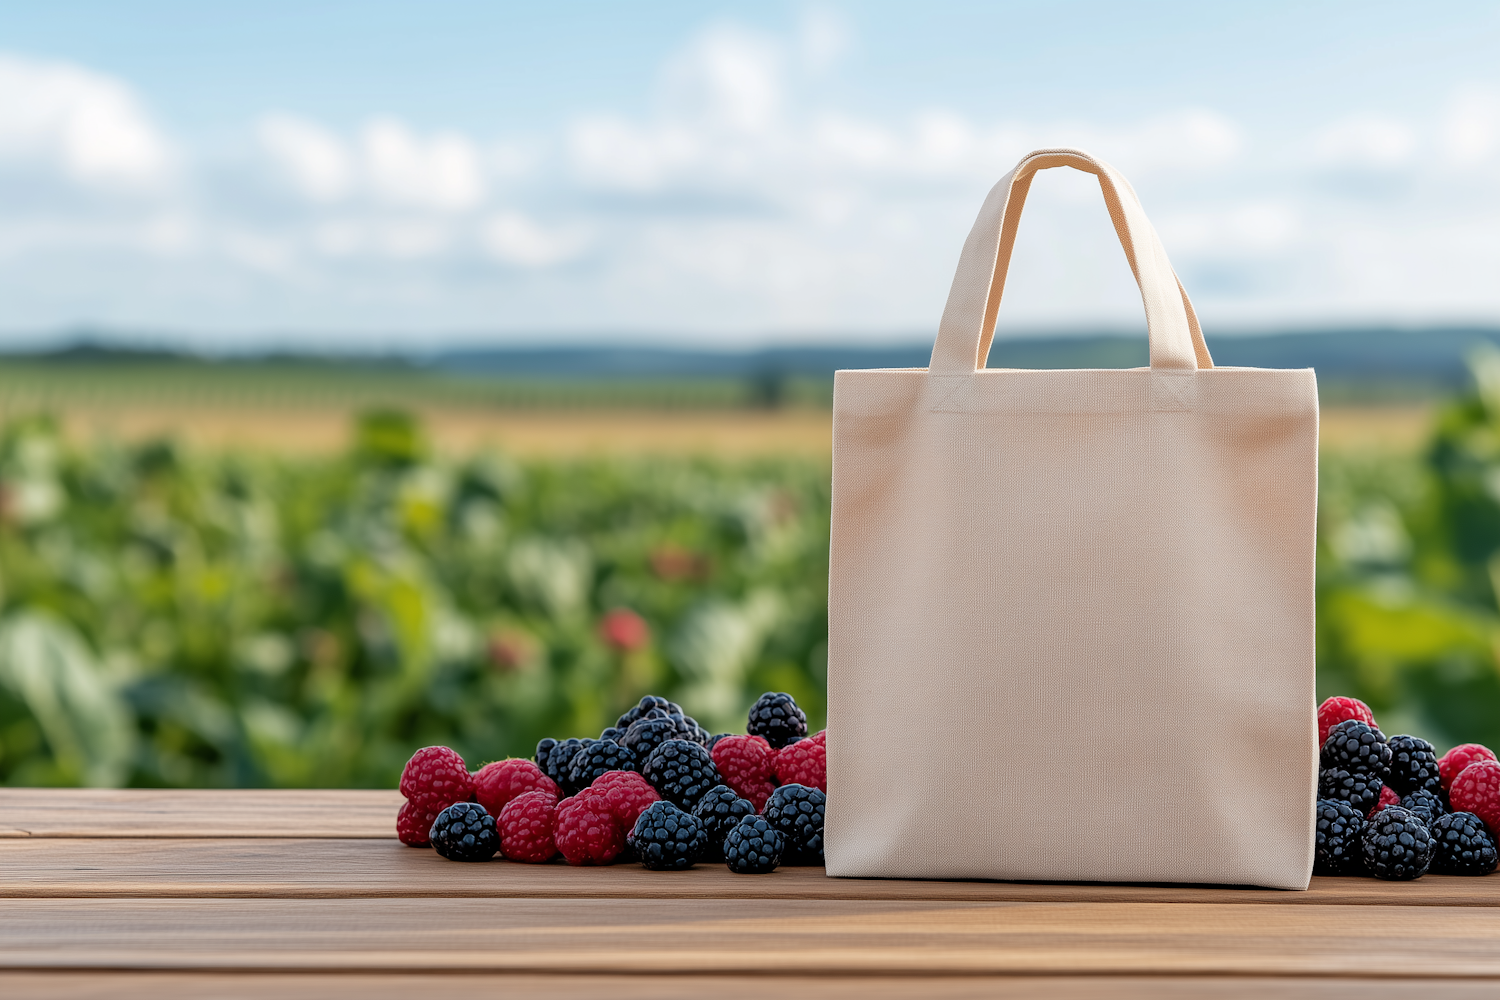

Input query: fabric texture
[824,148,1318,890]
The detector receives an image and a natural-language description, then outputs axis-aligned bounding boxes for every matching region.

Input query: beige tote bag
[824,148,1317,889]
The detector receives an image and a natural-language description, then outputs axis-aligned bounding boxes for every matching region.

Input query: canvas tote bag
[824,148,1318,889]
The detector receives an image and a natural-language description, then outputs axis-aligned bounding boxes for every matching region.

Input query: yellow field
[49,402,1433,458]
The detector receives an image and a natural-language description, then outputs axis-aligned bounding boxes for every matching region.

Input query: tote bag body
[824,148,1318,890]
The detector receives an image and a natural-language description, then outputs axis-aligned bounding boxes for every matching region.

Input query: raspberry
[499,789,559,863]
[747,692,807,748]
[1386,735,1441,795]
[399,746,474,814]
[763,784,826,864]
[472,758,559,817]
[566,740,638,794]
[591,770,660,831]
[1320,721,1392,779]
[396,799,441,847]
[711,734,777,811]
[1318,696,1377,748]
[1430,812,1500,876]
[628,800,709,870]
[643,739,722,810]
[692,784,756,861]
[1313,799,1364,875]
[429,802,499,862]
[724,815,784,874]
[1361,806,1434,880]
[1369,784,1400,817]
[773,735,826,792]
[809,729,826,743]
[1439,744,1498,791]
[1318,767,1384,817]
[1449,759,1500,834]
[555,790,624,866]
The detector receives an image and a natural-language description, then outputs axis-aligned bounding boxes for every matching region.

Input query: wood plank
[2,837,1496,905]
[2,973,1499,1000]
[0,789,401,838]
[1,899,1498,977]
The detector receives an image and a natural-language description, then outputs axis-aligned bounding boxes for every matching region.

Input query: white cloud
[1315,114,1417,169]
[659,26,782,134]
[362,118,484,210]
[1443,88,1500,167]
[0,53,169,187]
[258,114,351,201]
[481,212,590,267]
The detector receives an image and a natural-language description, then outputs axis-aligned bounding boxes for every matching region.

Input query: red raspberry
[1367,784,1400,818]
[774,736,827,793]
[498,789,559,863]
[711,734,776,811]
[396,799,440,847]
[1317,697,1377,748]
[399,746,474,814]
[1450,759,1500,834]
[810,729,826,743]
[472,758,559,816]
[590,770,659,831]
[1439,744,1498,791]
[554,789,624,865]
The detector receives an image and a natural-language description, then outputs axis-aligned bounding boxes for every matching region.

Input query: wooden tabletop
[2,789,1499,998]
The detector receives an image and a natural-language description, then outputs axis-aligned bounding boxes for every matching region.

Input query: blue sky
[0,1,1498,349]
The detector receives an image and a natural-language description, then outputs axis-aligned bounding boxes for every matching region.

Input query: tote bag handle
[928,148,1213,375]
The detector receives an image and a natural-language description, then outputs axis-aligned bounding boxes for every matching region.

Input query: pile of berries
[1315,696,1499,880]
[396,691,826,874]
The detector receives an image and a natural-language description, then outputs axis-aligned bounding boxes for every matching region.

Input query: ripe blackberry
[1398,787,1446,828]
[747,692,807,749]
[598,726,626,744]
[1387,735,1441,795]
[1361,805,1434,880]
[1313,799,1365,876]
[1430,811,1500,876]
[615,695,681,730]
[567,740,638,793]
[537,737,586,787]
[763,783,825,864]
[628,800,709,870]
[724,816,784,874]
[1319,766,1384,816]
[692,784,757,861]
[642,739,722,810]
[1320,720,1392,780]
[428,802,499,862]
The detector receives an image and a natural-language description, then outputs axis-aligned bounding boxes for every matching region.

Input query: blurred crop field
[2,357,1499,789]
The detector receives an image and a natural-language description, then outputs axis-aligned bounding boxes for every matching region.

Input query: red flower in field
[599,608,650,653]
[649,544,710,582]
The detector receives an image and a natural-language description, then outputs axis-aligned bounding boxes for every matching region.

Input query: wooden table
[2,789,1499,998]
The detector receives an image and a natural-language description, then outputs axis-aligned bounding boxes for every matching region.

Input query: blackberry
[598,726,626,744]
[747,692,807,749]
[540,737,586,788]
[692,784,756,861]
[535,737,558,768]
[763,783,825,864]
[628,800,709,870]
[1320,720,1392,780]
[1430,811,1500,876]
[567,740,638,793]
[642,739,722,810]
[1398,787,1446,828]
[1319,766,1384,816]
[615,695,681,731]
[624,711,706,759]
[724,815,784,874]
[1361,805,1434,880]
[1313,799,1365,876]
[428,802,499,862]
[1387,735,1441,795]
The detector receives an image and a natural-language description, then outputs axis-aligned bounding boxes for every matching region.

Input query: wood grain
[1,898,1498,976]
[2,973,1498,1000]
[2,837,1497,905]
[0,789,401,838]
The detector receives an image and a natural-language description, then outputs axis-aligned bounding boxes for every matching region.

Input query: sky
[0,1,1498,351]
